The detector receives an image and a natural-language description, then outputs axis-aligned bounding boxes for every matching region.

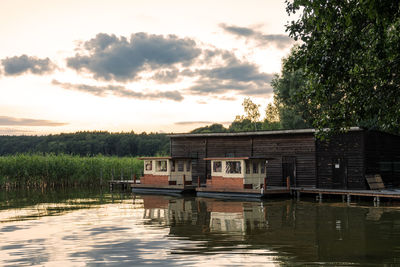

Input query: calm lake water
[1,189,400,266]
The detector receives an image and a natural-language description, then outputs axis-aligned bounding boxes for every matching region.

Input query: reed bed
[0,154,143,189]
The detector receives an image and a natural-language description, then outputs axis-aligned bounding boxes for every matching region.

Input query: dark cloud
[184,59,273,97]
[220,23,293,49]
[186,78,273,97]
[199,62,273,83]
[67,33,201,82]
[174,121,214,125]
[1,55,56,76]
[0,116,67,126]
[220,24,256,37]
[52,79,183,101]
[152,68,180,83]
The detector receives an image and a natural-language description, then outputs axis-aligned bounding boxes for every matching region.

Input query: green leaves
[285,0,400,135]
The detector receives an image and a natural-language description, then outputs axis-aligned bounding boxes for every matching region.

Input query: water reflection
[139,195,400,265]
[1,189,400,266]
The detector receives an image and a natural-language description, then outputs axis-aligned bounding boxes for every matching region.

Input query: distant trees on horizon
[0,131,170,156]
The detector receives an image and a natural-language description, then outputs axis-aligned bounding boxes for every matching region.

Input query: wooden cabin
[204,157,269,190]
[139,157,193,186]
[169,128,400,190]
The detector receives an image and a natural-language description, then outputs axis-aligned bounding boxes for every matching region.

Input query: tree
[285,0,400,134]
[235,97,261,131]
[191,124,228,133]
[271,56,312,129]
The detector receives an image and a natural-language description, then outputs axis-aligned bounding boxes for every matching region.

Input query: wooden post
[183,174,186,186]
[133,174,136,184]
[286,176,290,190]
[263,177,267,190]
[197,176,200,187]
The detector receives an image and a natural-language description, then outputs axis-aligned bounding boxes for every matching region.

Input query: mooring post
[347,194,351,203]
[197,176,200,188]
[318,193,323,203]
[133,174,136,184]
[264,177,267,191]
[296,190,300,200]
[286,176,290,190]
[120,169,123,181]
[183,174,186,186]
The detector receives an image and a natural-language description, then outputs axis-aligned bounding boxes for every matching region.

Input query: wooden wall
[171,133,316,187]
[365,131,400,188]
[316,131,366,189]
[172,130,400,190]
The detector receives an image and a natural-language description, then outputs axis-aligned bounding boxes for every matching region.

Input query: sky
[0,0,296,135]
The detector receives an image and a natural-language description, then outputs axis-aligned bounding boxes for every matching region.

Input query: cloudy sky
[0,0,295,135]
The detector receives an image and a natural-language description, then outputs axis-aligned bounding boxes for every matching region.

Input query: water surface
[1,189,400,266]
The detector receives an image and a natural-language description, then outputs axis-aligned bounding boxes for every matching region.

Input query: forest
[0,131,170,156]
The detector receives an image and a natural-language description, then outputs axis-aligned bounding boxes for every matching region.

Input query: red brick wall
[206,201,243,213]
[206,176,243,189]
[141,174,169,185]
[142,195,170,209]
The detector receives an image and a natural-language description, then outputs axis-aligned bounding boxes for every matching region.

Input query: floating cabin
[133,156,196,194]
[169,127,400,194]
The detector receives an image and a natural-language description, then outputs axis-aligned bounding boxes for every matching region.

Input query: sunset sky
[0,0,295,135]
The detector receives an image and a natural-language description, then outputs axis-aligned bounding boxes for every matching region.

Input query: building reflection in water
[136,194,400,265]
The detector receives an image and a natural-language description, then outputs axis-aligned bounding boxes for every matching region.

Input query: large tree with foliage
[271,58,312,129]
[285,0,400,134]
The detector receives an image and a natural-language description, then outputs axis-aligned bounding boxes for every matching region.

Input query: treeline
[0,131,169,156]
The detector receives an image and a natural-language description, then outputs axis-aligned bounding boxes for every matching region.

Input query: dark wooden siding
[252,134,316,187]
[365,131,400,188]
[171,137,207,183]
[171,133,316,187]
[316,131,365,189]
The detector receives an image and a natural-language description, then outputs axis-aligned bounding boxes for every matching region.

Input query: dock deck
[196,186,290,199]
[131,183,196,194]
[292,187,400,203]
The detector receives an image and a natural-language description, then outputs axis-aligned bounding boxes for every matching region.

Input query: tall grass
[0,154,143,189]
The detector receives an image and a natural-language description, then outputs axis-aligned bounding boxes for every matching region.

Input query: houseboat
[169,128,400,192]
[132,156,196,194]
[196,157,290,198]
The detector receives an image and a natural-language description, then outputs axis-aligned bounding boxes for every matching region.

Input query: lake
[1,188,400,266]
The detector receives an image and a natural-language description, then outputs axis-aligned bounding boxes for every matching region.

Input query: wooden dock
[196,186,290,199]
[109,180,136,191]
[132,183,196,195]
[292,187,400,204]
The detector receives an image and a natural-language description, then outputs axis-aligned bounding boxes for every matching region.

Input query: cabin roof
[138,156,171,160]
[168,127,363,138]
[138,156,195,160]
[204,157,275,161]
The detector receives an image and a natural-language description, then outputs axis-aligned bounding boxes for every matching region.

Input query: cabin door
[332,158,347,189]
[282,157,296,187]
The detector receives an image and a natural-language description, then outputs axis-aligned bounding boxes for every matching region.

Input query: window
[156,160,167,172]
[213,161,222,172]
[145,161,152,171]
[186,160,191,172]
[261,163,265,174]
[226,161,241,174]
[171,160,175,172]
[246,162,250,174]
[379,161,392,172]
[253,162,259,174]
[177,161,184,172]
